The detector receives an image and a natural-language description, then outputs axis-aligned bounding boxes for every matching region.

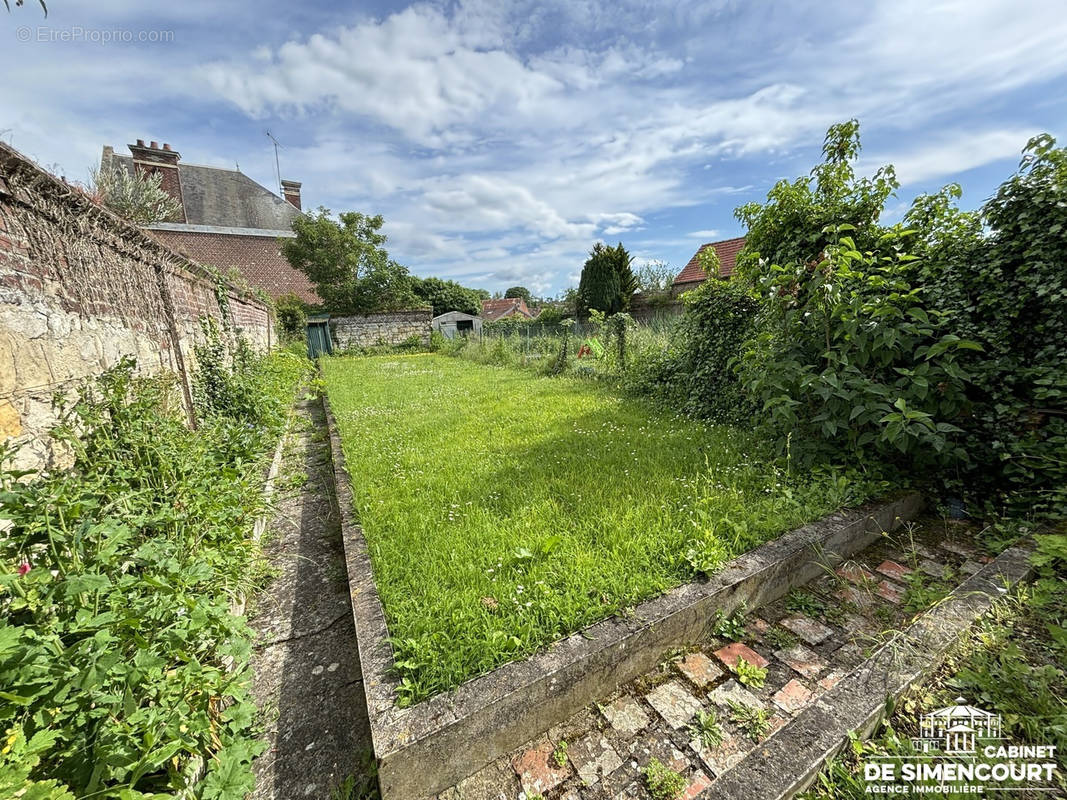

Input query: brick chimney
[281,179,302,210]
[128,139,185,221]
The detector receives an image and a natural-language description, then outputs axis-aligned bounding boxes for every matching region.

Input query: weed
[0,350,308,797]
[644,757,687,800]
[786,589,827,618]
[735,656,768,689]
[764,627,799,649]
[712,606,748,640]
[552,740,568,768]
[688,709,725,750]
[728,700,772,742]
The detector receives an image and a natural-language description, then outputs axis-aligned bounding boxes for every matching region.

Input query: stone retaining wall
[0,141,271,472]
[330,309,431,350]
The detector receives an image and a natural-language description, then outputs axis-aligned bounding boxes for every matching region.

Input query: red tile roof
[673,236,747,286]
[481,297,533,322]
[148,229,318,303]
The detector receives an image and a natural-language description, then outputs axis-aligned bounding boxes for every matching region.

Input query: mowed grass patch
[323,354,861,703]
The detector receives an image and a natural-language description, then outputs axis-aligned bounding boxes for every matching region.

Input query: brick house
[100,140,317,302]
[671,236,747,295]
[481,297,534,322]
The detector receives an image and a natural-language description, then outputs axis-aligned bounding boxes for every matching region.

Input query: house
[431,310,482,339]
[481,297,534,322]
[100,139,317,303]
[671,235,747,295]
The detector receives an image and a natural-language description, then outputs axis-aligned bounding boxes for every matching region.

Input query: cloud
[858,129,1035,186]
[2,0,1065,296]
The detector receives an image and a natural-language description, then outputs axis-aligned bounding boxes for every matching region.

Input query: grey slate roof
[107,153,301,232]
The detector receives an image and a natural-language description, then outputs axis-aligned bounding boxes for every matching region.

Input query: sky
[1,0,1064,296]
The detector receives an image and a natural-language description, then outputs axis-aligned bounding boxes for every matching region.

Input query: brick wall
[150,229,318,303]
[330,309,431,350]
[0,141,272,473]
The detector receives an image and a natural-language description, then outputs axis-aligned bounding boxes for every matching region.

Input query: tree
[576,242,636,318]
[734,119,898,281]
[635,260,675,295]
[412,277,486,316]
[504,286,532,306]
[281,208,419,314]
[89,164,183,225]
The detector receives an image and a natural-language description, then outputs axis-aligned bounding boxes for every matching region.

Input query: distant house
[432,310,482,339]
[100,139,317,303]
[671,236,747,295]
[481,297,534,322]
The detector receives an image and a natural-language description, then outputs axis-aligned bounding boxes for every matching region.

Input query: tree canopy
[503,286,533,306]
[281,208,419,314]
[576,242,636,318]
[412,277,488,316]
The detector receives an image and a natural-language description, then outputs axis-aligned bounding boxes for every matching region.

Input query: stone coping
[322,387,923,799]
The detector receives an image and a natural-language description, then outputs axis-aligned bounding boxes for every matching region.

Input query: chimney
[128,138,184,221]
[281,179,302,210]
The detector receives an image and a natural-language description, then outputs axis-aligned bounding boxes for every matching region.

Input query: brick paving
[431,517,984,800]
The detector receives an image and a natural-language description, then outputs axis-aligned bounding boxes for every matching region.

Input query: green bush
[0,347,307,797]
[274,293,307,342]
[625,281,757,421]
[906,136,1067,514]
[741,228,978,469]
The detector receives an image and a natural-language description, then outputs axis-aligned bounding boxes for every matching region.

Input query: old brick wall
[0,142,272,472]
[330,309,431,350]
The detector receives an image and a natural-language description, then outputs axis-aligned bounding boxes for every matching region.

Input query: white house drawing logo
[863,697,1060,794]
[911,697,1001,755]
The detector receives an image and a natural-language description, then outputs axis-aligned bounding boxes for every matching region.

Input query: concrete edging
[322,388,924,799]
[705,540,1035,800]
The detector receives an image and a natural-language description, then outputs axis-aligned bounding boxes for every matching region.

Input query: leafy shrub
[0,348,307,797]
[906,136,1067,515]
[274,292,307,341]
[625,280,757,421]
[741,228,978,469]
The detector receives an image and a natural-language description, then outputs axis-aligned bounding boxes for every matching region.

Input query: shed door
[306,321,333,358]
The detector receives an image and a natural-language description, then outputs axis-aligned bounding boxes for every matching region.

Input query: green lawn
[323,354,857,703]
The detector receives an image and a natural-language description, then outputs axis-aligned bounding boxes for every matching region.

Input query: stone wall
[330,309,431,350]
[0,141,272,472]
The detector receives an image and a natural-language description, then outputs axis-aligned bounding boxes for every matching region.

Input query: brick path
[435,516,988,800]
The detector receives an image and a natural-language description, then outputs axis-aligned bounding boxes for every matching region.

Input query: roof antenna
[265,130,283,194]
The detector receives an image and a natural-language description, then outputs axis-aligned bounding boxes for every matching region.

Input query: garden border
[322,390,923,799]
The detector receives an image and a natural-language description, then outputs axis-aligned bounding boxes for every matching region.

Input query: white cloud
[686,229,720,239]
[859,128,1036,186]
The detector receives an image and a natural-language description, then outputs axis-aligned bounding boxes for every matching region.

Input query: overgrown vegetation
[322,354,878,702]
[0,339,307,797]
[89,162,183,225]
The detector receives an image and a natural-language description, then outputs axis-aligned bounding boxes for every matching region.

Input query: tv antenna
[265,130,284,194]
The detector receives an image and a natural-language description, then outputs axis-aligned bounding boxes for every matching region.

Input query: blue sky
[2,0,1064,296]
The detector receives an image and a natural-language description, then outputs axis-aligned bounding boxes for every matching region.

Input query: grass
[322,354,868,702]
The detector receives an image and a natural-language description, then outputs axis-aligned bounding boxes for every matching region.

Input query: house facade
[671,235,747,295]
[101,140,317,303]
[481,297,534,322]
